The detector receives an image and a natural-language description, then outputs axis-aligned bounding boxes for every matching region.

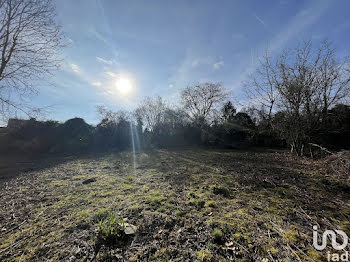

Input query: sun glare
[116,77,133,95]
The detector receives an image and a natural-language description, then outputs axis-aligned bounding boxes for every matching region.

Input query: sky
[31,0,350,124]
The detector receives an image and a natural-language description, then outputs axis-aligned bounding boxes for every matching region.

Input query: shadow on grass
[0,151,122,185]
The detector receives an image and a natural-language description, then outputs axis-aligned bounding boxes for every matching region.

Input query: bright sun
[116,77,133,94]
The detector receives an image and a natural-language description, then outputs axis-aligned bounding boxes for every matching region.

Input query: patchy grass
[205,200,216,208]
[0,148,349,261]
[197,249,212,261]
[212,228,223,243]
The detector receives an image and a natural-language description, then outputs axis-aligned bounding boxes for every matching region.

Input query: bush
[51,118,93,153]
[213,228,223,243]
[96,214,126,246]
[95,213,137,248]
[93,118,132,150]
[3,119,59,154]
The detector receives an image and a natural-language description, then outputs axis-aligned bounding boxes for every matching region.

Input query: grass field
[0,149,349,261]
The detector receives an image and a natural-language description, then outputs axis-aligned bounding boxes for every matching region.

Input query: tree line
[0,0,348,156]
[89,40,350,156]
[2,41,350,157]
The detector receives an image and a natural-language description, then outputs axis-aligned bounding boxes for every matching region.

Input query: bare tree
[315,42,350,115]
[134,96,167,131]
[244,51,280,126]
[96,105,129,123]
[0,0,64,120]
[181,82,227,126]
[246,40,350,155]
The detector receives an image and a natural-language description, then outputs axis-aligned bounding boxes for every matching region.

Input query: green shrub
[213,228,223,243]
[96,214,126,246]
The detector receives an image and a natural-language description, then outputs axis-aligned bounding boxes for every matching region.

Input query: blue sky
[33,0,350,124]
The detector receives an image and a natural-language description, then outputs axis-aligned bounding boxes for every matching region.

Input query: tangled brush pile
[324,151,350,181]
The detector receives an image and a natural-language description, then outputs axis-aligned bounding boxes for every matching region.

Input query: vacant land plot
[0,149,349,261]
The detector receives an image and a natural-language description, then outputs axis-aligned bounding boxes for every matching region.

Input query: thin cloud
[253,13,266,28]
[70,63,80,74]
[189,57,212,69]
[91,81,102,87]
[96,57,115,65]
[233,1,332,91]
[106,71,117,78]
[191,59,200,67]
[170,55,218,91]
[213,61,224,70]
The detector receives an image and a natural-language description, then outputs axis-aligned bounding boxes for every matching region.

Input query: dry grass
[324,151,350,181]
[0,148,349,261]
